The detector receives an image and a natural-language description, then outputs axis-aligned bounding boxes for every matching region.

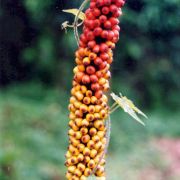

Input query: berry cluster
[65,0,125,179]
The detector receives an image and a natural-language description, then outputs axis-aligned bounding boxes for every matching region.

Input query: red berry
[95,90,103,99]
[88,41,96,49]
[104,20,112,29]
[109,17,119,26]
[96,71,103,78]
[99,61,107,69]
[82,75,90,84]
[80,34,87,43]
[99,15,107,24]
[100,43,108,53]
[90,75,98,83]
[79,41,86,48]
[86,66,96,75]
[107,31,114,40]
[94,27,103,36]
[113,25,120,31]
[94,57,103,66]
[116,0,125,7]
[96,0,104,7]
[86,31,95,41]
[93,8,101,17]
[84,20,94,29]
[110,4,118,13]
[113,30,119,38]
[93,19,101,28]
[93,45,100,53]
[102,7,109,15]
[90,2,96,9]
[91,83,100,91]
[101,30,108,39]
[100,53,109,61]
[113,9,122,17]
[104,0,111,6]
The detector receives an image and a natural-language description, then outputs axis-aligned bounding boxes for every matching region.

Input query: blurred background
[0,0,180,179]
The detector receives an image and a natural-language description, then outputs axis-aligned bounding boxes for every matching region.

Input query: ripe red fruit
[100,53,109,61]
[99,15,107,24]
[93,19,101,28]
[101,30,108,39]
[85,10,95,20]
[93,45,100,53]
[80,34,87,43]
[109,4,118,13]
[94,27,103,36]
[88,41,96,49]
[102,6,110,15]
[113,25,120,31]
[91,83,100,91]
[94,57,103,66]
[107,31,114,40]
[79,41,86,48]
[90,2,96,9]
[95,90,103,99]
[93,8,101,17]
[84,20,94,29]
[86,31,95,41]
[104,0,111,6]
[100,43,108,53]
[86,66,96,75]
[113,30,119,38]
[116,0,125,7]
[90,75,98,83]
[96,71,103,78]
[99,61,107,69]
[104,20,112,29]
[109,17,119,26]
[82,75,90,84]
[113,9,122,17]
[96,0,104,7]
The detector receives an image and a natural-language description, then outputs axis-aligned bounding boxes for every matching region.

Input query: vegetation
[0,0,180,179]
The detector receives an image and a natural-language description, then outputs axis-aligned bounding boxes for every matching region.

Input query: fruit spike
[65,0,125,179]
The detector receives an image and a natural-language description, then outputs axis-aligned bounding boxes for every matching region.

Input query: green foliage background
[0,0,180,179]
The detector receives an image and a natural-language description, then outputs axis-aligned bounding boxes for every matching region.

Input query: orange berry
[78,64,85,72]
[74,118,82,127]
[89,52,97,60]
[74,169,82,177]
[75,91,84,101]
[83,57,91,66]
[68,165,76,173]
[91,96,97,104]
[80,127,88,135]
[80,104,88,113]
[75,72,84,82]
[83,147,90,156]
[86,113,94,121]
[88,105,95,114]
[89,127,97,136]
[77,163,86,172]
[84,156,90,164]
[77,144,85,152]
[80,85,87,94]
[83,97,91,105]
[87,140,95,149]
[84,168,92,176]
[81,119,89,127]
[81,134,90,143]
[75,110,83,118]
[90,149,97,158]
[92,135,100,143]
[86,90,93,97]
[88,159,96,169]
